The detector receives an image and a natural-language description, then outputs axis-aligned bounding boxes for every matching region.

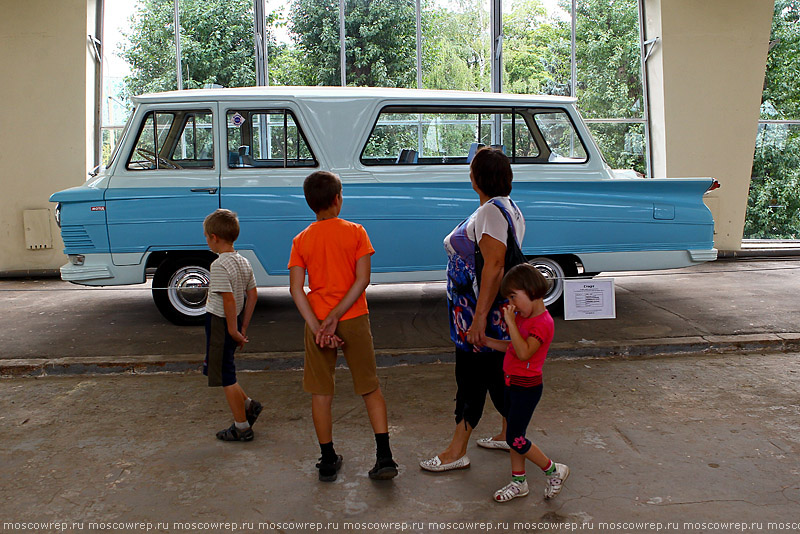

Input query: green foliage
[503,0,570,95]
[421,0,490,91]
[762,0,800,119]
[289,0,416,87]
[745,125,800,238]
[745,0,800,238]
[121,0,279,97]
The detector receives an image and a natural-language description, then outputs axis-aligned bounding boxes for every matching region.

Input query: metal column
[174,0,183,90]
[490,0,502,94]
[254,0,269,86]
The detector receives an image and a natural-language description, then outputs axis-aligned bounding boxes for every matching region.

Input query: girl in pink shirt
[485,263,570,503]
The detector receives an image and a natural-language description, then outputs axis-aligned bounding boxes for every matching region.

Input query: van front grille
[61,226,95,250]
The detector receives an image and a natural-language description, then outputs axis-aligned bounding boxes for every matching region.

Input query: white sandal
[493,479,529,502]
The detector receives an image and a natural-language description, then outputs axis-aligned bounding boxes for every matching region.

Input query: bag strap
[488,199,522,250]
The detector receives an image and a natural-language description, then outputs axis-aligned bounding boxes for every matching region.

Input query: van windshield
[106,112,134,169]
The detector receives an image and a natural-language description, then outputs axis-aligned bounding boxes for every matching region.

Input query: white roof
[132,85,577,105]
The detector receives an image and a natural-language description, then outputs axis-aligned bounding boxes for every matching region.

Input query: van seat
[396,149,418,164]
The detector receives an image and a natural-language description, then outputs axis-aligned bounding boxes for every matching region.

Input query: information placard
[563,278,616,320]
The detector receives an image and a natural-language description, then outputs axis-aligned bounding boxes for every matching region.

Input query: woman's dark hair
[303,171,342,213]
[501,263,551,301]
[470,147,513,197]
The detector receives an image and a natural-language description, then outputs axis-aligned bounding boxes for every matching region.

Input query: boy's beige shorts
[303,314,380,396]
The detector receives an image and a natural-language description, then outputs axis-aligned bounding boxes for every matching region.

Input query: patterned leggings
[504,383,543,454]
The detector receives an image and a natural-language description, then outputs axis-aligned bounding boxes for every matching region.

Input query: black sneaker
[368,457,398,480]
[216,423,254,442]
[246,400,263,427]
[316,454,343,482]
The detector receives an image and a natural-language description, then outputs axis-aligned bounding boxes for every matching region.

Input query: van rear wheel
[526,256,577,316]
[152,255,213,325]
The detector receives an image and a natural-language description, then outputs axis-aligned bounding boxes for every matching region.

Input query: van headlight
[68,255,85,266]
[54,203,62,228]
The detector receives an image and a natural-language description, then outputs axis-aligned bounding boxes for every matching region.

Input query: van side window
[126,110,214,171]
[534,111,588,162]
[227,110,316,168]
[360,106,587,165]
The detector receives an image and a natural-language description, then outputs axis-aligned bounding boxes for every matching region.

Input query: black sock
[320,441,337,463]
[375,433,392,460]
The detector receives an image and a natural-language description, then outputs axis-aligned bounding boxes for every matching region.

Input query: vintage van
[50,86,717,324]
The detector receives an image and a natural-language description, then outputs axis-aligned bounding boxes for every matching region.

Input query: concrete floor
[1,257,800,533]
[1,353,798,533]
[3,258,800,375]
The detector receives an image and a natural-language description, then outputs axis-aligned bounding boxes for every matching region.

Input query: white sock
[235,420,250,430]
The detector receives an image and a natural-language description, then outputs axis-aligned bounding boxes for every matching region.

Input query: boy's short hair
[470,147,513,198]
[501,263,552,301]
[204,209,240,243]
[303,171,342,213]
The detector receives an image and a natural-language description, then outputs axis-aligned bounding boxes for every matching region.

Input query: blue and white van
[50,86,717,324]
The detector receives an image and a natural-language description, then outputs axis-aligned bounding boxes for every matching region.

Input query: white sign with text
[564,278,616,320]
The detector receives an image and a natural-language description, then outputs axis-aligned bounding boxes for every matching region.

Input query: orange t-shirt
[288,218,375,322]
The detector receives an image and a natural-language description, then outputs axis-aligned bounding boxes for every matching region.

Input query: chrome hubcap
[528,258,565,306]
[167,266,210,316]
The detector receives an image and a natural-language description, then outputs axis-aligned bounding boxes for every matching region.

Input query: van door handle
[191,187,218,194]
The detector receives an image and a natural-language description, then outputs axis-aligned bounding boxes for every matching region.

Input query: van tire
[152,255,213,325]
[526,256,578,316]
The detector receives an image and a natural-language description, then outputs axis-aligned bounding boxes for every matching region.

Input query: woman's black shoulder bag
[474,202,527,293]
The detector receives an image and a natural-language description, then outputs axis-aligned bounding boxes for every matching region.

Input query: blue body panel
[104,187,219,260]
[49,185,110,255]
[221,179,715,276]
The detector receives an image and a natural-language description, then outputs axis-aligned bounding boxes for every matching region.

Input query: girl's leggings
[504,383,544,454]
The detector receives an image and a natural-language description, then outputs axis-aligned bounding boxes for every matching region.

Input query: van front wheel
[526,256,577,316]
[152,255,213,325]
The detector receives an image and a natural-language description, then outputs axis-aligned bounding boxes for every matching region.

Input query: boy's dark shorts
[203,312,239,387]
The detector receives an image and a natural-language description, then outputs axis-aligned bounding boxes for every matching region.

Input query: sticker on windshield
[230,112,245,128]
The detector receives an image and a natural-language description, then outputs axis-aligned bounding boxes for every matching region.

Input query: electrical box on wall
[23,209,53,250]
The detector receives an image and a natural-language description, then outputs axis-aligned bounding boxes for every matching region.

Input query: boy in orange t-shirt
[288,171,398,482]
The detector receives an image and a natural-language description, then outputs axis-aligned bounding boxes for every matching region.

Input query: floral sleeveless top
[444,199,522,352]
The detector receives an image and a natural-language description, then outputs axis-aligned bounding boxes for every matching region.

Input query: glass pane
[344,0,416,87]
[744,123,800,239]
[502,0,571,96]
[575,0,643,119]
[761,2,800,120]
[534,111,587,162]
[586,122,646,174]
[227,110,315,168]
[362,108,543,164]
[171,112,214,167]
[127,112,175,170]
[422,0,490,91]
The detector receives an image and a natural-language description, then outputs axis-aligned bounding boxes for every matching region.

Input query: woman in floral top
[420,147,526,472]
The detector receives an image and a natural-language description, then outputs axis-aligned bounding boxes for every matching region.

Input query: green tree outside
[746,0,800,238]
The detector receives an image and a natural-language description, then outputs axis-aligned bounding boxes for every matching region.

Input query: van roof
[132,86,577,105]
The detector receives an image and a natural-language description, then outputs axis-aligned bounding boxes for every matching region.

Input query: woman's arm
[466,233,505,348]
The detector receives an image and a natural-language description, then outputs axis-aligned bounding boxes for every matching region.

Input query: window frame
[225,108,318,169]
[359,105,590,166]
[125,108,215,171]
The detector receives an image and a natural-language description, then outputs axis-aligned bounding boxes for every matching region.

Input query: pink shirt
[503,309,554,384]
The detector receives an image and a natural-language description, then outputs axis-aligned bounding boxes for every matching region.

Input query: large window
[105,0,646,171]
[744,1,800,239]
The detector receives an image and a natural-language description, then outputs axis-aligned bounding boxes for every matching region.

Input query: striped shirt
[205,252,256,318]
